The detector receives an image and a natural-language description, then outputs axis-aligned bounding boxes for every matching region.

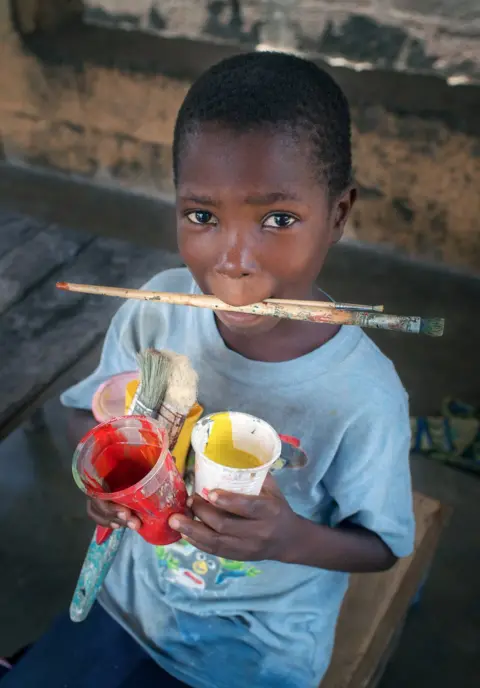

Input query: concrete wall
[1,0,479,272]
[84,0,480,83]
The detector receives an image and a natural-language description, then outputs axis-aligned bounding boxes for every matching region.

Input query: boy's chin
[215,309,279,336]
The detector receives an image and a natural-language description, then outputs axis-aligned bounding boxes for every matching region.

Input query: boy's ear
[330,186,357,244]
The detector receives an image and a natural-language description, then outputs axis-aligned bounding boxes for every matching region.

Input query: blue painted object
[70,529,125,622]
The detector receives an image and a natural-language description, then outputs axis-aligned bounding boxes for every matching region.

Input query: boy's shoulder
[346,331,408,408]
[142,266,194,294]
[117,267,195,325]
[108,267,195,345]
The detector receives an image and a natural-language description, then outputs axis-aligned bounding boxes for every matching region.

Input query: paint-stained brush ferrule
[129,385,158,418]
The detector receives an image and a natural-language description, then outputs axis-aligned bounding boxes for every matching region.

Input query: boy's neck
[217,320,340,362]
[216,287,340,363]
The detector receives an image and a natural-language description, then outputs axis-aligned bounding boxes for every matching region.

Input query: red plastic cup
[72,415,187,545]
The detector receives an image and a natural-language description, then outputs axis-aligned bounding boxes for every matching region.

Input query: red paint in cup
[73,416,187,546]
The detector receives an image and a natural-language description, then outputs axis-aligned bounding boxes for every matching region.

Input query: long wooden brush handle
[57,282,444,336]
[57,282,382,313]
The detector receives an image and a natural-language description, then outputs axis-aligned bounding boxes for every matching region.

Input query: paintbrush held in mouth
[57,282,445,337]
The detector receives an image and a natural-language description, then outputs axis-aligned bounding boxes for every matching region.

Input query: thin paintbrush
[70,349,172,623]
[266,297,383,312]
[57,282,382,313]
[57,282,445,337]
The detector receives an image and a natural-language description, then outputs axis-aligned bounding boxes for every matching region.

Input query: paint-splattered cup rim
[191,411,282,474]
[72,415,170,500]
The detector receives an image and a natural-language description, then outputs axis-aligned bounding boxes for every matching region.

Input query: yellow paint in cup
[204,412,262,469]
[192,412,282,497]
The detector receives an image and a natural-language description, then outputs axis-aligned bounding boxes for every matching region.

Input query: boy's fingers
[125,514,142,530]
[108,505,141,529]
[191,498,251,538]
[87,500,141,530]
[111,505,132,522]
[204,491,271,519]
[168,514,239,556]
[86,500,112,527]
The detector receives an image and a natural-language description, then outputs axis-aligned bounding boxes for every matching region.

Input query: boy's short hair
[173,51,352,196]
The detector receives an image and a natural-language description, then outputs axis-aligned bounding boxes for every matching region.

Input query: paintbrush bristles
[130,349,171,415]
[149,350,199,450]
[163,351,198,412]
[420,317,445,338]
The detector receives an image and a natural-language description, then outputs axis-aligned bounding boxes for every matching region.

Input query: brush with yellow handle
[125,371,203,477]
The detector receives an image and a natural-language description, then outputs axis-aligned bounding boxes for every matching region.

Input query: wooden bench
[323,492,449,687]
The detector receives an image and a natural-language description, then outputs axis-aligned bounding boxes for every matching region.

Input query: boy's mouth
[215,309,266,328]
[204,280,278,331]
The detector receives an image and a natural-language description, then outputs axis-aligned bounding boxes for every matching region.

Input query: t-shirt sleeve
[323,395,415,558]
[60,300,140,411]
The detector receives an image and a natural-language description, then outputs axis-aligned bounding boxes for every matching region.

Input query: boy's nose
[214,231,257,280]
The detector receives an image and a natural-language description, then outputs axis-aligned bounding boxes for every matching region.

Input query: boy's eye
[263,213,296,229]
[186,211,217,225]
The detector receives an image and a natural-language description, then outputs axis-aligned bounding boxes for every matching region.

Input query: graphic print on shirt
[155,539,261,590]
[273,434,309,472]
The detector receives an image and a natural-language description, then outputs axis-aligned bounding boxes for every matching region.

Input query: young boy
[3,52,414,688]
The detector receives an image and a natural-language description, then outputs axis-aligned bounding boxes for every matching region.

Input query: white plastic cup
[191,412,281,497]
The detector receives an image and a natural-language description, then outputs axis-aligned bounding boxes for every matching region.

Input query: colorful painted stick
[70,529,124,622]
[57,282,445,337]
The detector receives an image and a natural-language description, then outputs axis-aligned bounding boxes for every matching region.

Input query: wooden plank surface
[0,212,42,259]
[0,210,182,432]
[322,492,450,688]
[0,226,93,315]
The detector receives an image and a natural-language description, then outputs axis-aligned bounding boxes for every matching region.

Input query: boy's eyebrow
[179,191,302,206]
[180,194,219,207]
[244,191,302,205]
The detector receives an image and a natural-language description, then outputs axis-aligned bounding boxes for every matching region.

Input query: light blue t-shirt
[61,267,414,688]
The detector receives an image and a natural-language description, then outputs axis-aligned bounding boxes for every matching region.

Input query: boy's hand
[87,497,142,531]
[168,475,299,562]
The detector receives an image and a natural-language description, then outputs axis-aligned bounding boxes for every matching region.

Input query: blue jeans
[1,604,189,687]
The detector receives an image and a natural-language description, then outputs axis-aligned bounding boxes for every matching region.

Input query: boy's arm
[171,398,414,572]
[281,516,397,572]
[171,476,399,573]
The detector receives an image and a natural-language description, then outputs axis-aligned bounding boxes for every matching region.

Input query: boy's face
[176,125,354,336]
